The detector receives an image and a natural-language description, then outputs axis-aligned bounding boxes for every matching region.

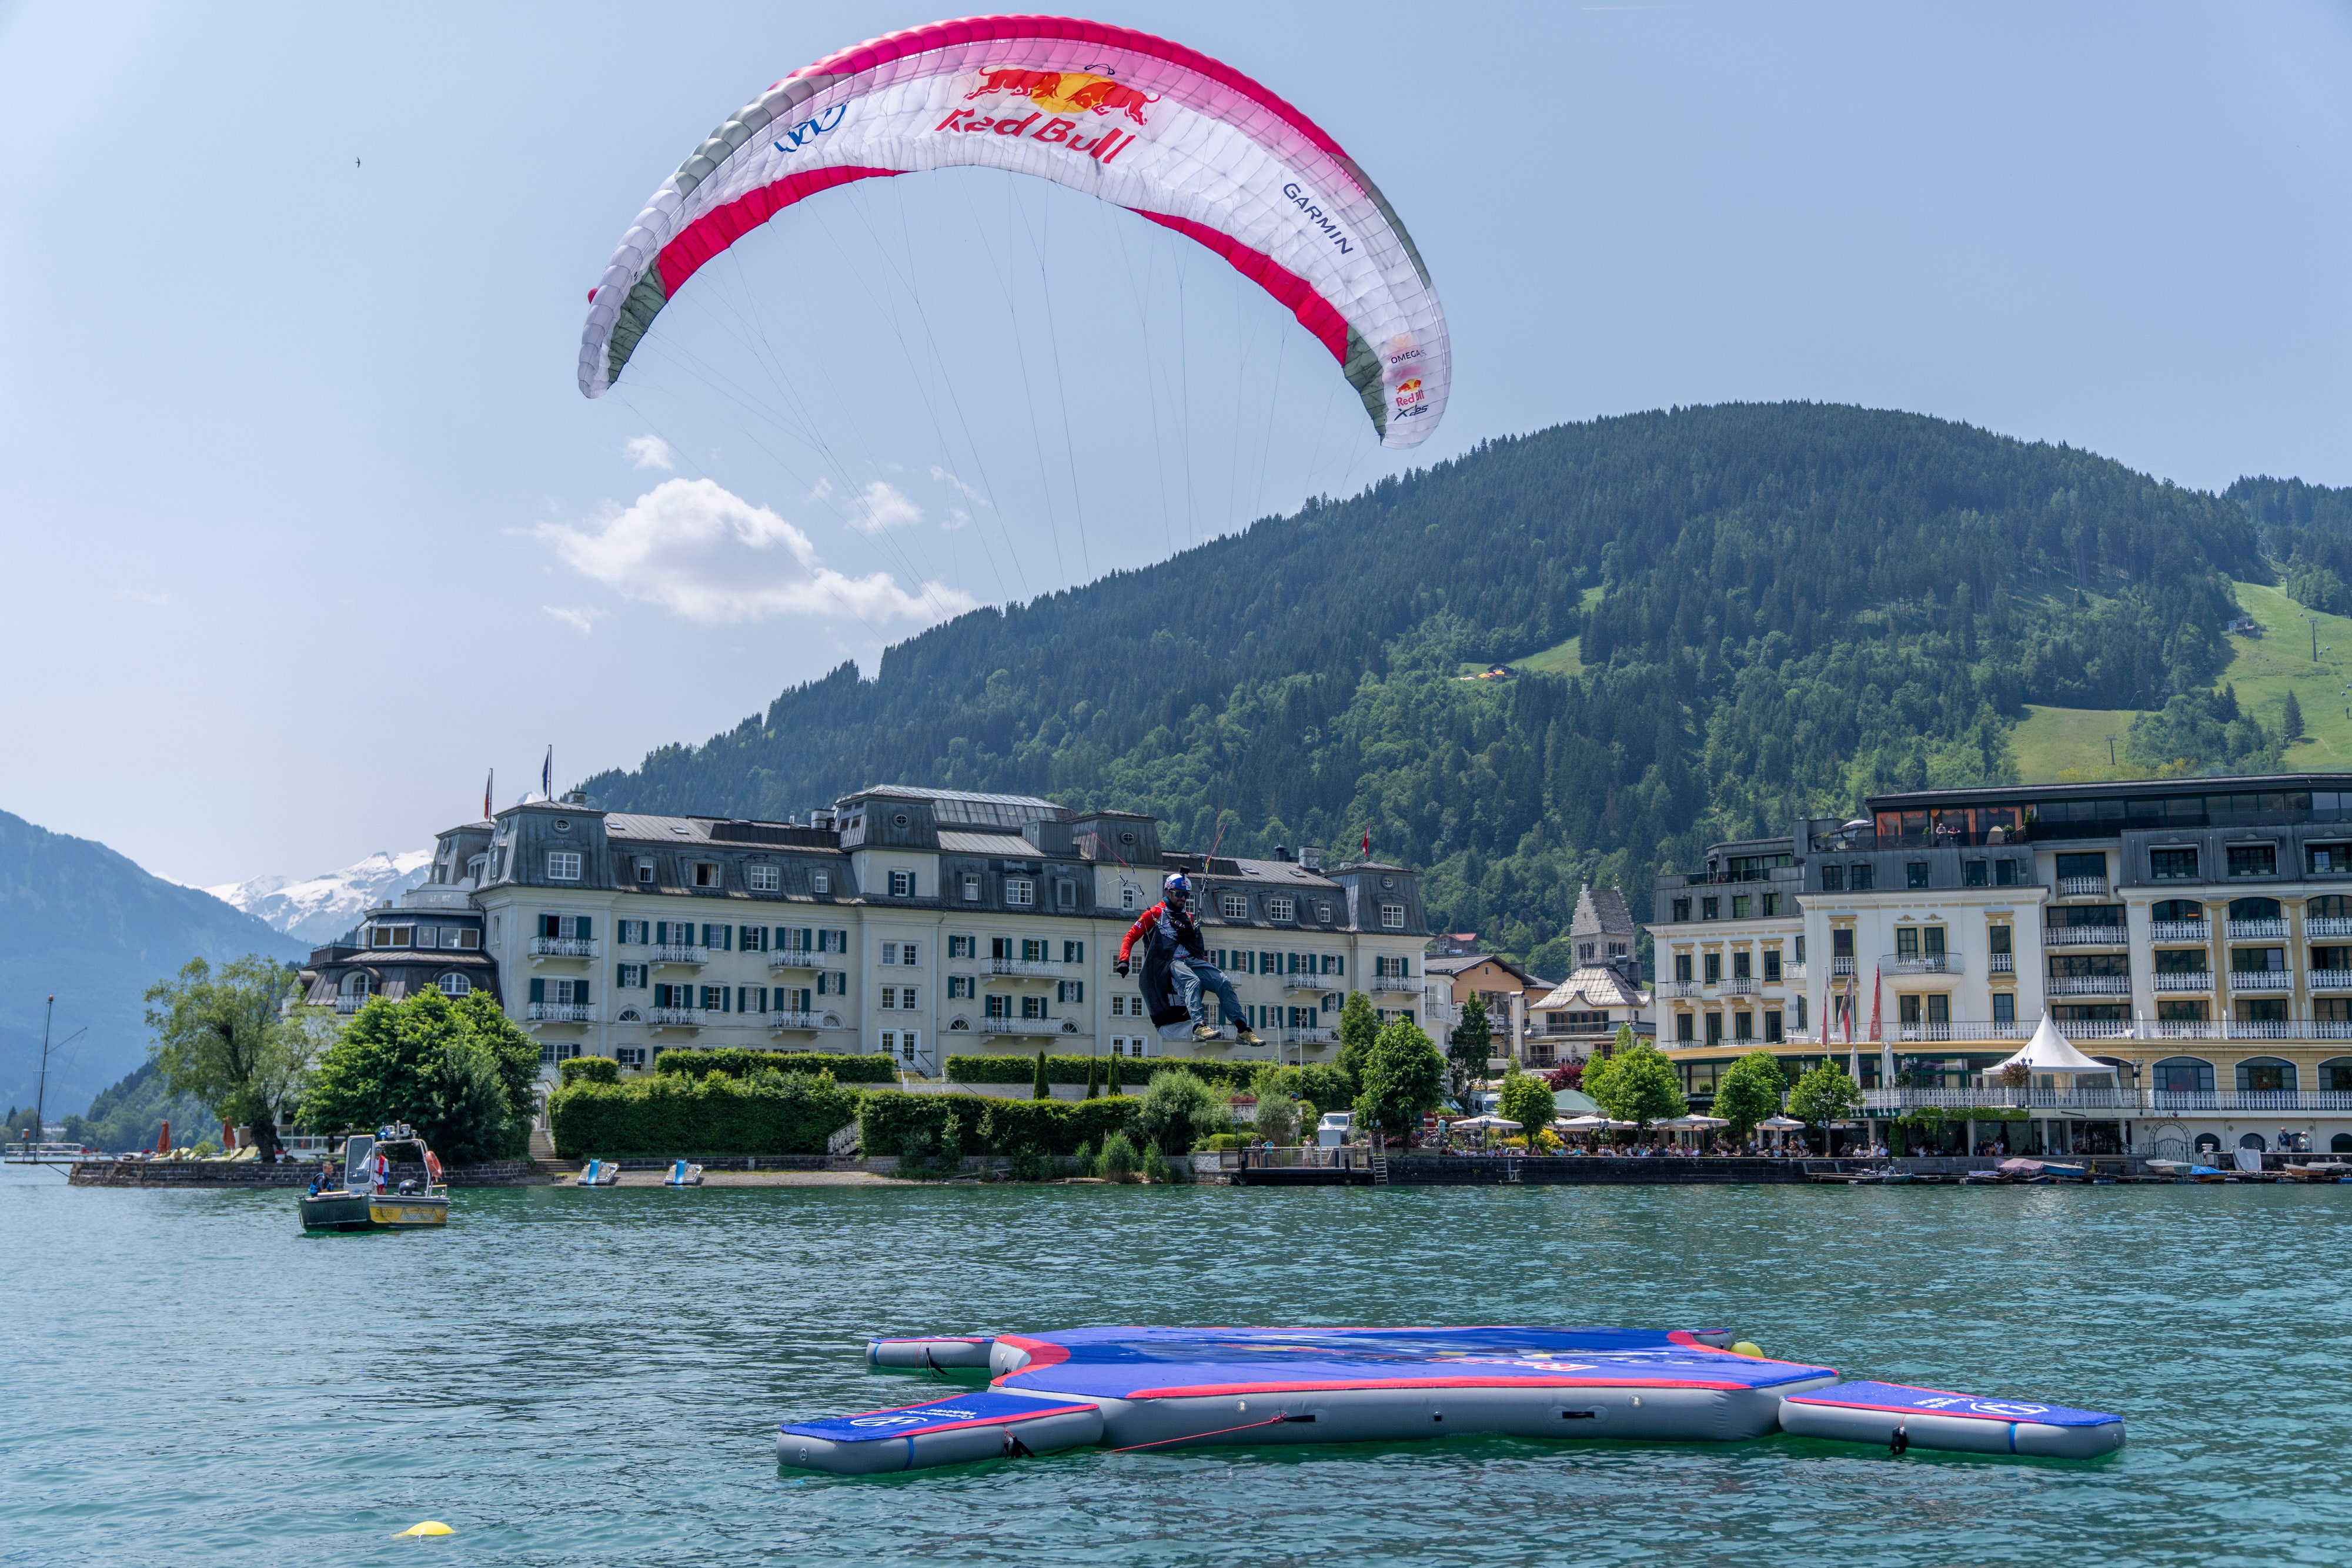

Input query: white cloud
[929,466,991,508]
[536,478,975,626]
[945,507,971,531]
[114,588,169,607]
[623,434,674,471]
[543,606,602,634]
[844,480,923,534]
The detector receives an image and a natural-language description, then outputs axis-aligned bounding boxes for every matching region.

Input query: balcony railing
[1989,953,2014,975]
[767,1011,839,1031]
[767,952,819,971]
[2224,1018,2296,1039]
[526,1002,596,1023]
[1831,957,1856,977]
[1884,954,1962,975]
[979,1017,1060,1035]
[1869,1086,2352,1114]
[650,945,709,966]
[2307,916,2352,939]
[2309,969,2352,993]
[1281,1027,1338,1045]
[2227,919,2289,941]
[2046,974,2130,995]
[2057,875,2109,898]
[987,958,1062,978]
[1369,976,1418,992]
[2043,925,2125,948]
[2152,971,2213,992]
[1782,964,1808,982]
[2227,968,2292,992]
[1659,982,1702,999]
[646,1007,703,1027]
[2151,921,2211,944]
[1284,974,1338,991]
[335,994,369,1014]
[528,937,600,959]
[1723,976,1758,995]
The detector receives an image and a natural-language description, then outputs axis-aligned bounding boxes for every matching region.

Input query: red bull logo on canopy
[964,66,1160,125]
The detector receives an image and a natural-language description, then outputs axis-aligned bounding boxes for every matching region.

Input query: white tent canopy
[1757,1115,1807,1131]
[1995,1017,2116,1077]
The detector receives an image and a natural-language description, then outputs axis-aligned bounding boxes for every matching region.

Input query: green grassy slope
[2221,580,2352,767]
[1459,587,1605,679]
[2013,704,2141,783]
[2010,579,2352,781]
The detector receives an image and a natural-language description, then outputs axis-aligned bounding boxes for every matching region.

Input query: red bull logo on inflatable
[1394,376,1424,408]
[964,67,1160,125]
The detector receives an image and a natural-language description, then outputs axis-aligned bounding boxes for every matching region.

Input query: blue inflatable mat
[994,1325,1835,1400]
[782,1389,1095,1443]
[1783,1381,2116,1426]
[1779,1380,2123,1458]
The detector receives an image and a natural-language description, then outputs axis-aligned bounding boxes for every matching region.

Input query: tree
[1583,1039,1687,1130]
[1712,1049,1787,1139]
[1353,1018,1445,1145]
[1032,1049,1050,1100]
[1107,1054,1124,1096]
[1445,994,1493,1114]
[143,955,315,1161]
[1135,1068,1227,1152]
[1495,1062,1555,1141]
[2283,688,2306,743]
[1335,992,1381,1095]
[301,989,539,1164]
[1787,1059,1863,1148]
[1085,1055,1101,1099]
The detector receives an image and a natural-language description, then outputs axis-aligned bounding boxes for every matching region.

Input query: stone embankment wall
[68,1159,542,1189]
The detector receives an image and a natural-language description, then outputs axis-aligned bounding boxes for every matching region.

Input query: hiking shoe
[1235,1027,1265,1047]
[1192,1022,1222,1042]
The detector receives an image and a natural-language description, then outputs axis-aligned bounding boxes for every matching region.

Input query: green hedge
[947,1055,1267,1092]
[653,1047,897,1084]
[559,1057,619,1086]
[856,1091,1142,1158]
[550,1071,858,1157]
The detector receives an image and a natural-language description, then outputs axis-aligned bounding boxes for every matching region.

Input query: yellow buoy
[1730,1340,1764,1358]
[396,1522,455,1537]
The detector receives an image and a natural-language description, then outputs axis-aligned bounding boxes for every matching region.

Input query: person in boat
[1115,872,1262,1045]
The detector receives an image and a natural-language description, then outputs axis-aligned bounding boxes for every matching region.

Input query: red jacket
[1117,900,1206,966]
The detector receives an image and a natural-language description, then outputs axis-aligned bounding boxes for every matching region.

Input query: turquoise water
[6,1168,2350,1567]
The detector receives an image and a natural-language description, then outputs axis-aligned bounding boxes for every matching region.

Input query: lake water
[6,1166,2350,1567]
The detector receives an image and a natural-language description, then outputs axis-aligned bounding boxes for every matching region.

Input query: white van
[1317,1112,1353,1148]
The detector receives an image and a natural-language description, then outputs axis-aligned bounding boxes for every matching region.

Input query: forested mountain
[586,402,2270,974]
[2238,475,2352,615]
[0,810,306,1115]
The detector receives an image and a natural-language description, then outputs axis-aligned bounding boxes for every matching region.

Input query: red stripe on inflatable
[787,15,1357,170]
[990,1333,1072,1378]
[1131,210,1351,365]
[656,165,905,296]
[1118,1376,1755,1399]
[1667,1329,1828,1370]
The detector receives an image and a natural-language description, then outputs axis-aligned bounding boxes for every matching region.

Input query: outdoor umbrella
[1453,1115,1522,1132]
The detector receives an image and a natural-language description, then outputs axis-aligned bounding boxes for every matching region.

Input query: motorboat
[298,1126,448,1233]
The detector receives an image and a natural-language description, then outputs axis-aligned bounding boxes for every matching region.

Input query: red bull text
[933,108,1135,162]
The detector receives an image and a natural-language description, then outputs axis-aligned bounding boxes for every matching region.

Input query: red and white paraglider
[580,15,1448,448]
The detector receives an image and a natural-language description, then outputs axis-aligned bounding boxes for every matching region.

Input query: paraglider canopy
[580,15,1448,448]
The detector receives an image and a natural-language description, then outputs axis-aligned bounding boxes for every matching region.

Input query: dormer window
[813,871,831,895]
[693,862,719,888]
[747,864,780,892]
[636,860,654,885]
[547,851,582,881]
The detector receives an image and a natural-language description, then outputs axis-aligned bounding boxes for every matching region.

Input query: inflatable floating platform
[1780,1380,2125,1458]
[783,1326,2120,1473]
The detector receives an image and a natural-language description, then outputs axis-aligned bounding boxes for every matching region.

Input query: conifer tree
[2283,688,2306,742]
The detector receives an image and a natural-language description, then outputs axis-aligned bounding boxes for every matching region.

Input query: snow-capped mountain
[207,850,433,946]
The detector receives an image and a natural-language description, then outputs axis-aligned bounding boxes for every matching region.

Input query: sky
[3,1,2349,888]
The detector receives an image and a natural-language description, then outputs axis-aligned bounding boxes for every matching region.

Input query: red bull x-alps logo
[933,67,1154,162]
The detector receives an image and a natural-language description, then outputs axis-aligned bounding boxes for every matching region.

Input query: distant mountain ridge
[0,809,306,1115]
[208,849,432,946]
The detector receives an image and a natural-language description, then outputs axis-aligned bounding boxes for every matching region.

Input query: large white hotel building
[1649,774,2352,1161]
[303,784,1431,1082]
